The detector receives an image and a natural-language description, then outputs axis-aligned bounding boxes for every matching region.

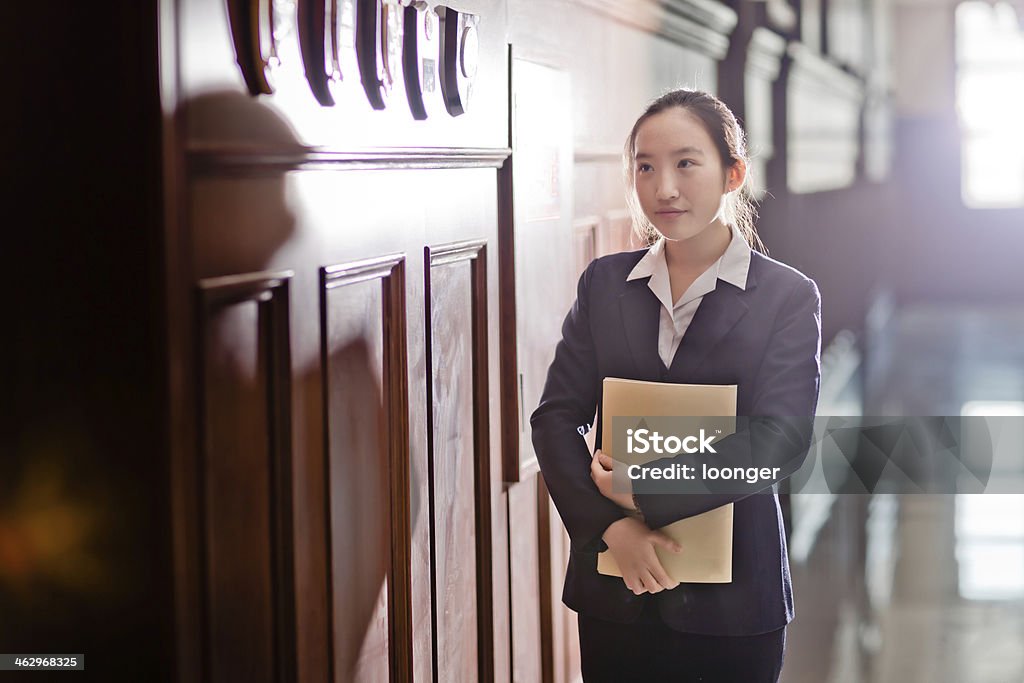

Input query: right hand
[601,516,682,595]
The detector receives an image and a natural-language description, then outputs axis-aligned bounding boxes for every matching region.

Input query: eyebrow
[635,146,705,159]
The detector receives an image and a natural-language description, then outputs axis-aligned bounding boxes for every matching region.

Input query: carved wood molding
[296,0,337,106]
[226,0,277,95]
[228,0,481,118]
[571,0,738,59]
[765,0,798,36]
[748,28,787,80]
[427,238,487,267]
[788,43,864,99]
[198,269,293,305]
[322,252,405,288]
[188,145,511,173]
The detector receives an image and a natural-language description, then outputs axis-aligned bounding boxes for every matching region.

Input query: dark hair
[623,89,765,252]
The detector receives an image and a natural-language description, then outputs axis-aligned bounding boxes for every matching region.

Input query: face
[632,108,742,242]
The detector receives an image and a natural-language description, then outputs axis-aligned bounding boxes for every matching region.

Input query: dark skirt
[578,599,787,682]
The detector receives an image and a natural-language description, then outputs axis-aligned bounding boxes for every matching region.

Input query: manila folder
[596,377,736,583]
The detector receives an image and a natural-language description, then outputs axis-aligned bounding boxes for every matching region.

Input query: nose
[655,170,679,201]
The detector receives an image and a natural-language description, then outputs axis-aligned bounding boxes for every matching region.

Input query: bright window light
[961,400,1024,416]
[956,495,1024,600]
[955,2,1024,208]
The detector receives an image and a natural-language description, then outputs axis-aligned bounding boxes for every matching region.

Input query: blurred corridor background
[4,0,1024,680]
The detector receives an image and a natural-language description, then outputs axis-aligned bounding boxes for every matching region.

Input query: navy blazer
[530,246,821,636]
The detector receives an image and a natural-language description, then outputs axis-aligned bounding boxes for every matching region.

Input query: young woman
[530,89,821,682]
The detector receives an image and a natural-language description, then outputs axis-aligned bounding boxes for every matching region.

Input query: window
[956,401,1024,599]
[955,2,1024,207]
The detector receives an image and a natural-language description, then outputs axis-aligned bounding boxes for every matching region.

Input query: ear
[725,158,747,193]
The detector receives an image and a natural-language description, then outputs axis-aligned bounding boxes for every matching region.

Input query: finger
[650,531,683,554]
[640,569,664,593]
[632,576,647,595]
[648,561,678,591]
[644,539,680,590]
[597,452,614,470]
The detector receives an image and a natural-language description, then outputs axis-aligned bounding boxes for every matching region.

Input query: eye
[637,163,652,173]
[678,159,695,169]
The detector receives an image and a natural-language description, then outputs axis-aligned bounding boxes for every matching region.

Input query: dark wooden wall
[2,0,883,681]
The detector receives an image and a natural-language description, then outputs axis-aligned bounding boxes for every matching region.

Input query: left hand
[590,449,635,510]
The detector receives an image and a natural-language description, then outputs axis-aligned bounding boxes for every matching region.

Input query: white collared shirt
[626,224,752,370]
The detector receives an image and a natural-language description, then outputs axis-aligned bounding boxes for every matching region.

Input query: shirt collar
[718,223,752,290]
[626,223,752,307]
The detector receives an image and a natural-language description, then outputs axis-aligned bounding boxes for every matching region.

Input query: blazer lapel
[619,284,663,380]
[668,283,750,379]
[618,253,759,381]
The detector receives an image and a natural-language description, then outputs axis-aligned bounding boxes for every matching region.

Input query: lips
[656,209,687,216]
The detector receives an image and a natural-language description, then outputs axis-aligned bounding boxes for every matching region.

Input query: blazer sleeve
[633,276,822,530]
[530,260,628,554]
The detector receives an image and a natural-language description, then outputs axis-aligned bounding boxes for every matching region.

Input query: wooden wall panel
[537,216,604,683]
[320,256,411,683]
[508,480,543,683]
[539,483,583,683]
[573,217,598,278]
[184,162,504,683]
[425,240,493,682]
[197,271,296,683]
[601,210,638,255]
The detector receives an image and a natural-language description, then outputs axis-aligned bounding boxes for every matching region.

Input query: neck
[663,221,732,272]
